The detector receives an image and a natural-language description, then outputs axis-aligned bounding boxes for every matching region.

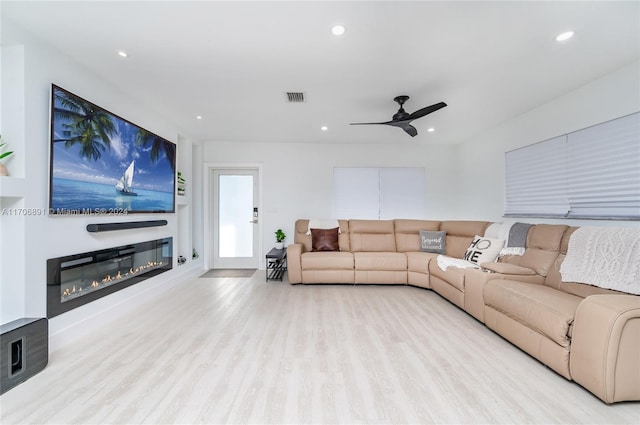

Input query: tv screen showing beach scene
[49,85,176,215]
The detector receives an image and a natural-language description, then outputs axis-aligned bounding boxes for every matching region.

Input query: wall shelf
[0,177,26,198]
[176,136,190,264]
[176,194,189,206]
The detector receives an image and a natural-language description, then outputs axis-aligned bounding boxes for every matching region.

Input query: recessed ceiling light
[555,31,574,42]
[117,51,128,58]
[321,126,328,131]
[427,128,435,133]
[331,25,346,36]
[196,115,202,120]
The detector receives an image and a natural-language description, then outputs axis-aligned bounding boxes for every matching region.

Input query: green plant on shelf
[275,229,286,243]
[177,171,186,195]
[0,135,14,161]
[0,134,14,176]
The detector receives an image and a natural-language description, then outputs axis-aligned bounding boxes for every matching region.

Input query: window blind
[504,136,569,217]
[379,167,426,219]
[566,113,640,218]
[333,168,380,219]
[333,167,426,219]
[504,112,640,220]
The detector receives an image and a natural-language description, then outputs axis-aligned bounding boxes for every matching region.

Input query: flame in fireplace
[61,261,164,300]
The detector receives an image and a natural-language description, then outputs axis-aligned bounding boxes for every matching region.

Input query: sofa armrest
[286,244,303,284]
[570,294,640,403]
[464,267,545,323]
[480,262,536,275]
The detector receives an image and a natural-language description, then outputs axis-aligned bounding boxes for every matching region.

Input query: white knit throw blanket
[306,219,341,235]
[437,255,479,272]
[560,226,640,295]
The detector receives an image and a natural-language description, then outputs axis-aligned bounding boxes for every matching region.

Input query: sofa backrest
[544,226,622,298]
[440,221,491,258]
[394,219,441,252]
[518,224,568,277]
[349,220,396,252]
[294,219,350,252]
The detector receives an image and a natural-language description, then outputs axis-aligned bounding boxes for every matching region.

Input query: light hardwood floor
[1,274,638,424]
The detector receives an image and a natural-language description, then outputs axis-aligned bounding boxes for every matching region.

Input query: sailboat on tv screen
[115,161,138,196]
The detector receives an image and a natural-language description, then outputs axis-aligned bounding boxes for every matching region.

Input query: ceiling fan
[350,95,447,137]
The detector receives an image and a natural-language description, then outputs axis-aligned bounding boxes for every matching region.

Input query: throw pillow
[311,227,340,252]
[463,235,505,265]
[419,230,446,254]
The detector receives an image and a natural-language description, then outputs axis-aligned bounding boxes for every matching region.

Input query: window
[504,136,569,217]
[333,167,426,219]
[504,112,640,220]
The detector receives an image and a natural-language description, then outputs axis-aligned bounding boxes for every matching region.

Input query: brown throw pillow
[311,227,340,252]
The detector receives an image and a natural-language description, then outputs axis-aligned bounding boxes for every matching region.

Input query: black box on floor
[0,318,48,395]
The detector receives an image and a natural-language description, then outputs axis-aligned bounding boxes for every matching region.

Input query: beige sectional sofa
[287,219,640,404]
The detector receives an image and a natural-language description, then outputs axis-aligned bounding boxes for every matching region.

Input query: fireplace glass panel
[48,238,172,317]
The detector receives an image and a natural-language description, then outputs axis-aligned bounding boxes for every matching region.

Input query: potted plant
[0,134,14,177]
[275,229,286,249]
[177,171,186,195]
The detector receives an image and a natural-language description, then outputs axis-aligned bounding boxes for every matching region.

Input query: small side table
[265,248,287,281]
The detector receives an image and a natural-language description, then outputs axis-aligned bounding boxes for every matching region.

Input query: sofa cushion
[462,235,504,265]
[419,230,447,254]
[311,227,340,252]
[429,260,466,291]
[406,251,436,274]
[519,224,568,277]
[306,219,341,234]
[295,219,350,253]
[394,219,441,252]
[480,262,536,275]
[302,269,355,284]
[301,251,354,270]
[354,252,407,271]
[544,226,621,298]
[440,221,491,258]
[349,220,396,252]
[484,280,582,347]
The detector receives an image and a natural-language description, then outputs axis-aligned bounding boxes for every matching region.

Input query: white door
[211,168,259,269]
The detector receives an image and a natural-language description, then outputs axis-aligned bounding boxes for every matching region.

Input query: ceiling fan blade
[349,121,393,126]
[350,97,445,137]
[403,125,418,137]
[408,102,447,120]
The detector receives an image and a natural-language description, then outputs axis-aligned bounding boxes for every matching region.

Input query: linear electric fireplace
[47,238,172,317]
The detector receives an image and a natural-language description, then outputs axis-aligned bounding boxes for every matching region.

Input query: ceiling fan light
[321,126,328,131]
[117,50,128,58]
[331,25,346,36]
[555,31,574,42]
[427,128,435,133]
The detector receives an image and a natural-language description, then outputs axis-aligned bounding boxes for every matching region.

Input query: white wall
[2,12,638,347]
[202,141,458,260]
[202,58,640,264]
[0,20,201,335]
[455,60,640,227]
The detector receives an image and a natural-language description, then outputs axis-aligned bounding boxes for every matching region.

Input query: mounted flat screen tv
[49,85,176,214]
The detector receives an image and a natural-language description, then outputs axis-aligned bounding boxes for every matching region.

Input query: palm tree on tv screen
[53,90,116,161]
[135,129,176,172]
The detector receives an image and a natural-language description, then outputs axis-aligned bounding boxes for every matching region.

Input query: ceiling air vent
[286,92,305,103]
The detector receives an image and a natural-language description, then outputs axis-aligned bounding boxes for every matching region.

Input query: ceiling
[3,1,639,145]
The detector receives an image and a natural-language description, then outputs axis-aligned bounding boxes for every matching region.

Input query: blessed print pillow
[311,227,340,252]
[419,230,447,254]
[463,235,505,265]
